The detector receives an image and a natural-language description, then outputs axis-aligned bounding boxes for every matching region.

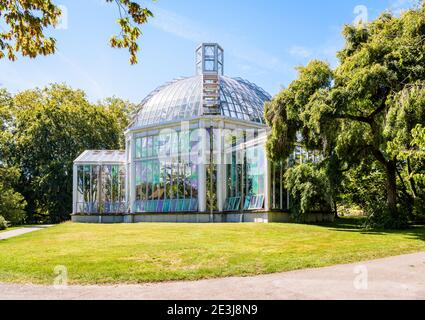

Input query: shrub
[363,200,409,230]
[0,167,26,225]
[0,216,9,230]
[0,189,26,225]
[285,163,332,222]
[412,194,425,223]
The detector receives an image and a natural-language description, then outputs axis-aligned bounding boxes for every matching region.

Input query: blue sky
[0,0,419,103]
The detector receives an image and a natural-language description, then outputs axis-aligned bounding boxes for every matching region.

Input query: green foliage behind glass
[285,163,332,222]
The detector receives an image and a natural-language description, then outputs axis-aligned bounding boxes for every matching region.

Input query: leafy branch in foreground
[108,0,154,64]
[0,0,154,64]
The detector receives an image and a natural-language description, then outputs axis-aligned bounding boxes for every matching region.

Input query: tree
[0,89,26,225]
[266,3,425,228]
[97,96,137,149]
[0,166,26,225]
[2,84,128,223]
[386,87,425,214]
[0,0,153,64]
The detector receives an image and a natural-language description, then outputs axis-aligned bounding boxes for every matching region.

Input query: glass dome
[131,75,271,128]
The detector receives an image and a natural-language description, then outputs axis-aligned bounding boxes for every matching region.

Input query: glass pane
[135,138,142,159]
[77,166,84,205]
[163,199,170,212]
[165,161,173,199]
[191,163,198,200]
[119,165,126,205]
[141,137,147,158]
[101,165,112,213]
[204,60,215,71]
[147,161,153,200]
[171,132,179,156]
[83,165,91,204]
[91,166,99,211]
[152,135,158,157]
[190,199,198,211]
[147,136,153,158]
[204,45,215,57]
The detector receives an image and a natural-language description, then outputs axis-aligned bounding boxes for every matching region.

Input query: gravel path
[1,252,425,300]
[0,226,53,241]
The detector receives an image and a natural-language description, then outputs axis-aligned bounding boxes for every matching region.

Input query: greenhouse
[73,151,126,218]
[72,43,325,223]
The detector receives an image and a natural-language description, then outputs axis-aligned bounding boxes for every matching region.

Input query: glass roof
[131,75,271,129]
[74,150,126,164]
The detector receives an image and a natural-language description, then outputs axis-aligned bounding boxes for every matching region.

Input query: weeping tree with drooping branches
[266,3,425,228]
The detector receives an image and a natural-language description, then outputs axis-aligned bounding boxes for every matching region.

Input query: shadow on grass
[313,217,425,242]
[10,225,54,229]
[23,225,53,229]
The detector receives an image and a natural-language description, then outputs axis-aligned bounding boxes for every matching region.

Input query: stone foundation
[71,211,334,224]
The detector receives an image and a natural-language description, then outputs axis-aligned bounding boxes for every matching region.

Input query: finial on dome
[195,43,224,76]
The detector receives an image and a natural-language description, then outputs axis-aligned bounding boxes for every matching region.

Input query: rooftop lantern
[196,43,224,116]
[196,43,224,76]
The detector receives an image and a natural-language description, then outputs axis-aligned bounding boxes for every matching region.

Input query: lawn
[0,218,424,285]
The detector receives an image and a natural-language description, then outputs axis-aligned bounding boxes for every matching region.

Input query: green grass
[0,218,424,285]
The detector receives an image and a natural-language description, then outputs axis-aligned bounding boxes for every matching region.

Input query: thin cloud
[151,7,209,43]
[150,7,289,74]
[0,63,38,90]
[288,46,312,59]
[388,0,419,15]
[57,52,105,100]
